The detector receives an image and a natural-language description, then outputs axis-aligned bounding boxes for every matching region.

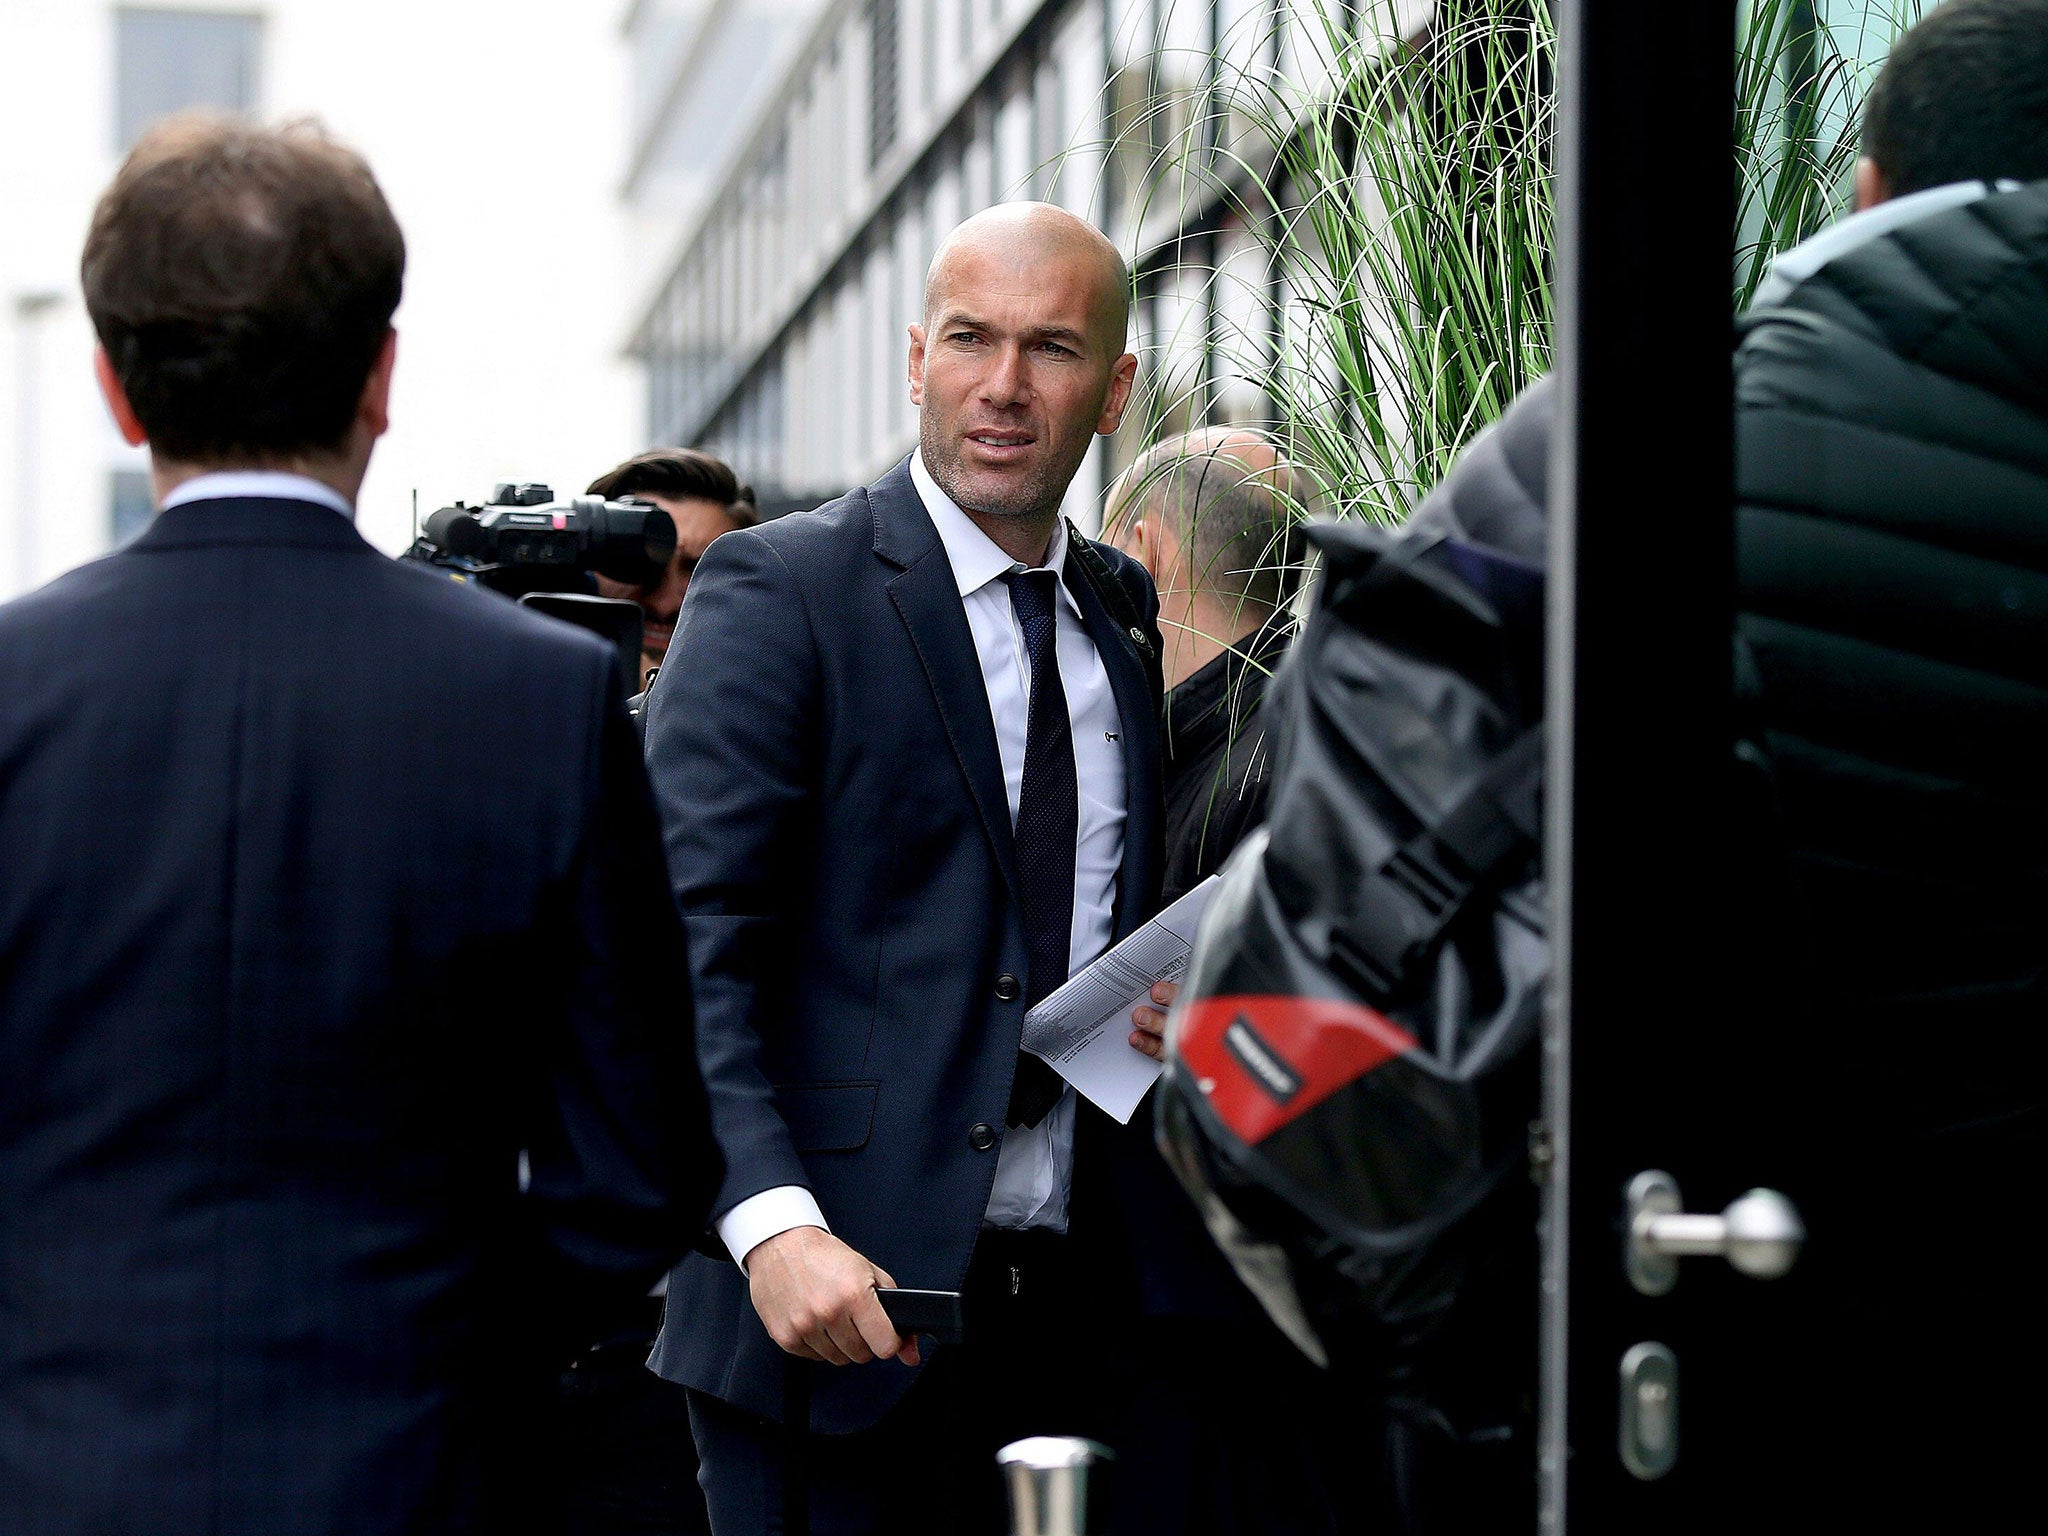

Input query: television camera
[403,482,676,683]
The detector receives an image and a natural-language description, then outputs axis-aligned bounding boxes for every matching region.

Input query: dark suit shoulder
[0,528,616,752]
[0,547,132,635]
[739,485,876,567]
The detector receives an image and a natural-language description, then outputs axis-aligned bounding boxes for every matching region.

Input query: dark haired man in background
[588,448,761,690]
[0,114,717,1535]
[555,442,762,1533]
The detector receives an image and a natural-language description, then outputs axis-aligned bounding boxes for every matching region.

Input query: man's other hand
[1130,979,1176,1060]
[744,1226,922,1368]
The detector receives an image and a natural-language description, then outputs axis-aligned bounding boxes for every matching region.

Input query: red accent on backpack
[1177,994,1417,1145]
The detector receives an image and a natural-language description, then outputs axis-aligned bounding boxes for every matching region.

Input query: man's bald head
[1106,427,1310,611]
[923,202,1131,354]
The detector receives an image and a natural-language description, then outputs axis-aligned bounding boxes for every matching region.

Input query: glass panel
[870,0,901,167]
[1050,1,1106,218]
[1211,212,1272,424]
[115,8,262,150]
[895,205,924,444]
[996,77,1033,197]
[108,469,153,544]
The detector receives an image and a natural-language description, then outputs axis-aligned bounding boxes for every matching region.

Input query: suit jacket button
[994,973,1022,1002]
[968,1122,998,1152]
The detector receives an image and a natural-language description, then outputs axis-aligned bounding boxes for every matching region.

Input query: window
[870,0,901,167]
[109,470,154,544]
[116,8,263,151]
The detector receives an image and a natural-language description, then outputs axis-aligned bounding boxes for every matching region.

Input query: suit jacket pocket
[773,1081,880,1153]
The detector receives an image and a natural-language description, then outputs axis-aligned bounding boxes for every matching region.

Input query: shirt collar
[159,470,356,521]
[910,449,1075,611]
[1751,178,2024,311]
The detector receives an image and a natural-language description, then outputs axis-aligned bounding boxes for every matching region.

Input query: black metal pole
[1542,0,1737,1529]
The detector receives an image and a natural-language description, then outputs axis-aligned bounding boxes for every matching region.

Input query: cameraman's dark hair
[587,448,759,528]
[1862,0,2048,195]
[82,113,405,464]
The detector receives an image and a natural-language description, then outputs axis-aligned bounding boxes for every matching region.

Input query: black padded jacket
[1413,180,2048,1083]
[1732,179,2048,1075]
[1407,184,2047,1401]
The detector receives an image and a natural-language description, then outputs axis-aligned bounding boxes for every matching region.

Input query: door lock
[1625,1170,1805,1295]
[1618,1342,1680,1480]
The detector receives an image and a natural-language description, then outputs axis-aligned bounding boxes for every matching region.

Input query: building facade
[0,0,642,597]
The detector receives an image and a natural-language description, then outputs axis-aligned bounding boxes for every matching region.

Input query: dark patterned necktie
[1003,570,1076,1128]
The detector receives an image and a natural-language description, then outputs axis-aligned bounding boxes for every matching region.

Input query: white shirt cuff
[716,1185,830,1272]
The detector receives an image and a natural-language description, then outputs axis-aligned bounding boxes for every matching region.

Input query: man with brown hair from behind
[0,114,719,1536]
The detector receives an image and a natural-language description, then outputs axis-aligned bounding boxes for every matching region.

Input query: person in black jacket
[1101,431,1372,1536]
[1408,0,2048,1513]
[1105,429,1305,907]
[0,114,719,1536]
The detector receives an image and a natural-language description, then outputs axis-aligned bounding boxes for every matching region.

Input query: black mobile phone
[876,1287,965,1346]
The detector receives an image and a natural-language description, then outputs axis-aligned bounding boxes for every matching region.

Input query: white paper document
[1020,875,1222,1124]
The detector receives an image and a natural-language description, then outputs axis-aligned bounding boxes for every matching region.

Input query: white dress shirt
[160,470,355,519]
[715,453,1130,1267]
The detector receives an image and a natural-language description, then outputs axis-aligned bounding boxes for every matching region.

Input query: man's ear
[94,347,148,448]
[1853,156,1893,212]
[907,324,927,408]
[357,329,398,440]
[1126,514,1183,591]
[1095,352,1139,435]
[1105,506,1145,561]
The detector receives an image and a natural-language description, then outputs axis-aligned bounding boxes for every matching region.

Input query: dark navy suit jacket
[643,459,1163,1433]
[0,498,719,1534]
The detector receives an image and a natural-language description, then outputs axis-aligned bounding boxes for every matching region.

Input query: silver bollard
[997,1436,1114,1536]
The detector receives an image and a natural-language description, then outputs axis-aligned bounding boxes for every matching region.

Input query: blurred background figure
[0,115,718,1536]
[588,447,761,692]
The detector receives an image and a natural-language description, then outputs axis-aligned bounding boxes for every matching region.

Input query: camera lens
[585,496,675,588]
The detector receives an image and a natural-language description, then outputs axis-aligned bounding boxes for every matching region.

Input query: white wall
[0,0,644,598]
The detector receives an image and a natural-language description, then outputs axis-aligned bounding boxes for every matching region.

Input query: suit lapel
[873,463,1025,905]
[1064,555,1163,940]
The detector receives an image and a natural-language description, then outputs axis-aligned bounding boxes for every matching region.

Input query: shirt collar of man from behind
[910,447,1079,620]
[159,469,356,520]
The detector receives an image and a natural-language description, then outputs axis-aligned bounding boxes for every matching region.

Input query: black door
[1542,0,2042,1529]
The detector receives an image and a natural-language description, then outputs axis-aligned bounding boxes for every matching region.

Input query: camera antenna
[412,489,419,541]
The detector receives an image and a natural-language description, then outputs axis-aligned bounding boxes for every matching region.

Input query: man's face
[594,493,741,672]
[909,243,1135,521]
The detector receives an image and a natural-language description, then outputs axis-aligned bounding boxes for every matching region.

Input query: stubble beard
[920,416,1077,525]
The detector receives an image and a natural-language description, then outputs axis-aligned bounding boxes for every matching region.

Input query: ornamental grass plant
[1088,0,1926,565]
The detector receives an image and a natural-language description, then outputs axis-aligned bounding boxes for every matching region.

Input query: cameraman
[550,444,754,1535]
[586,449,759,690]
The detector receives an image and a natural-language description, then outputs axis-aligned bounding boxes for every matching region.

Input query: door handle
[1625,1170,1805,1295]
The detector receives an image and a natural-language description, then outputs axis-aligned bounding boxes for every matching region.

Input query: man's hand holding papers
[1017,875,1219,1123]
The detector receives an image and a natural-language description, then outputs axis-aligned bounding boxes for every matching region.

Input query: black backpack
[1156,519,1544,1426]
